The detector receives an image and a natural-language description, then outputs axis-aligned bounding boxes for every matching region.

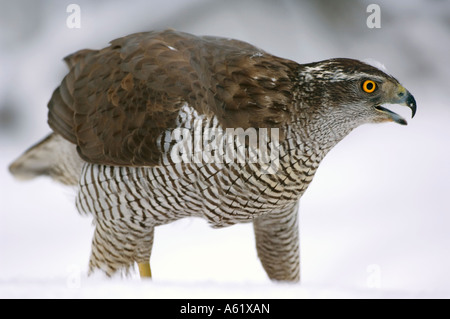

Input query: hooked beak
[375,86,417,125]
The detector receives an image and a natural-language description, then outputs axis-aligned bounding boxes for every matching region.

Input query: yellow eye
[362,80,377,93]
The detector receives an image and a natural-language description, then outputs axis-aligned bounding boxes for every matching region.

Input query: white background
[0,0,449,298]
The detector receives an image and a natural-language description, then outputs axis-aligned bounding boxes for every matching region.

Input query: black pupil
[366,82,374,90]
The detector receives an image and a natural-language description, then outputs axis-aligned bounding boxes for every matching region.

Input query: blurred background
[0,0,449,298]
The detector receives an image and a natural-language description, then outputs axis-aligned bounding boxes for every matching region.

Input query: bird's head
[297,58,416,128]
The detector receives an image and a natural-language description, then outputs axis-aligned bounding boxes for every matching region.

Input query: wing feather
[47,30,299,166]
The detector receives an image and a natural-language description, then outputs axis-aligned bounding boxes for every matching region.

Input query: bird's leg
[138,262,152,278]
[253,201,300,282]
[137,226,155,279]
[88,221,156,278]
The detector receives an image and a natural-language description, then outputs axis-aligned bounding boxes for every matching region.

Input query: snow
[1,0,450,298]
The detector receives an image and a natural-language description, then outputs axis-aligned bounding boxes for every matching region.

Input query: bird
[9,29,416,282]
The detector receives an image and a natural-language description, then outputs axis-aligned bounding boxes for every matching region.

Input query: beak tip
[407,93,417,118]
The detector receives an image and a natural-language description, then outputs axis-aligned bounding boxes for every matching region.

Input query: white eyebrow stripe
[329,73,386,82]
[300,64,389,83]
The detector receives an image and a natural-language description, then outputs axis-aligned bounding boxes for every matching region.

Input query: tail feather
[9,133,83,186]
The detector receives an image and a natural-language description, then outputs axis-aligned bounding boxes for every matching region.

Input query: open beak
[375,86,417,125]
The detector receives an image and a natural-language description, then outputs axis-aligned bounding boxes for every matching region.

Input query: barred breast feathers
[75,101,321,229]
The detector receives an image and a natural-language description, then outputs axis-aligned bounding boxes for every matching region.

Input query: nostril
[398,92,405,97]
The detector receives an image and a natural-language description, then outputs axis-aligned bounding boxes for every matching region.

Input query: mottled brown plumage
[10,30,416,281]
[48,30,297,167]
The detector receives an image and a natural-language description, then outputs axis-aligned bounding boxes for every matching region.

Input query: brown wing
[48,30,299,167]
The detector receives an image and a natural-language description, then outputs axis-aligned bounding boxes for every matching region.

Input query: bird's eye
[362,80,377,93]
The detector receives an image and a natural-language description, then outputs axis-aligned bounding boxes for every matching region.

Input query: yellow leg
[138,262,152,279]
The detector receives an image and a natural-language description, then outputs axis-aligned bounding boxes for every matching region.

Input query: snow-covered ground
[1,0,449,298]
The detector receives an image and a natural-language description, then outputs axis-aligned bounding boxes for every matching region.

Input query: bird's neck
[287,112,356,154]
[268,114,357,198]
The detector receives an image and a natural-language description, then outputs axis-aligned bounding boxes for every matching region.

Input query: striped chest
[76,104,323,227]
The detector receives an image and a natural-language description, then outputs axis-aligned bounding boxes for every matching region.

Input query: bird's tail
[9,133,83,186]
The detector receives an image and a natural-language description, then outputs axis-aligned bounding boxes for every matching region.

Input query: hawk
[9,30,416,281]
